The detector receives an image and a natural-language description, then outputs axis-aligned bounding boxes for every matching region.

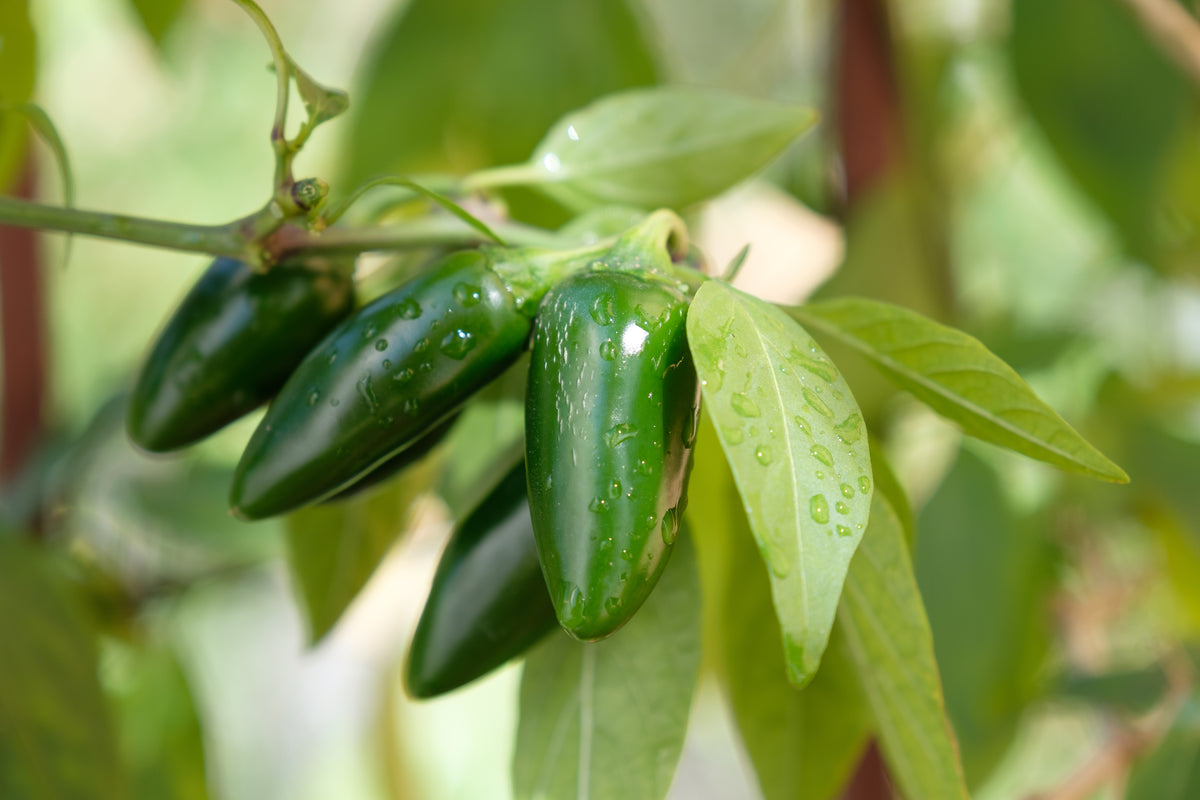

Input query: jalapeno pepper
[127,257,354,452]
[405,459,556,698]
[230,249,538,519]
[525,269,700,641]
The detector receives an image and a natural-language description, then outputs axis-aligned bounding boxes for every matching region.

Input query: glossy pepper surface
[405,460,556,698]
[231,250,534,519]
[127,257,354,452]
[525,269,700,641]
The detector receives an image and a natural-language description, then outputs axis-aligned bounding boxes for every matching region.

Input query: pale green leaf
[792,297,1128,482]
[687,280,873,687]
[13,103,73,209]
[289,61,348,129]
[838,495,969,800]
[512,534,701,800]
[285,458,438,642]
[688,425,870,800]
[0,0,36,190]
[0,539,126,800]
[474,87,818,211]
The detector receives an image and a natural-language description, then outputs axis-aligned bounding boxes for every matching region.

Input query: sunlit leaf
[1126,696,1200,799]
[838,495,969,800]
[512,534,700,800]
[475,88,818,212]
[285,458,439,642]
[687,280,873,687]
[344,0,656,185]
[916,449,1053,785]
[0,0,35,190]
[791,297,1128,482]
[0,539,126,799]
[688,429,870,800]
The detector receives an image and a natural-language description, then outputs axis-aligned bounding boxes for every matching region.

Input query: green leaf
[129,0,187,47]
[343,0,656,185]
[838,495,969,800]
[512,533,701,800]
[690,428,870,800]
[1054,665,1169,717]
[1009,0,1189,259]
[1126,696,1200,799]
[285,458,439,642]
[0,539,126,799]
[12,103,73,209]
[687,280,873,687]
[289,61,349,129]
[474,87,819,212]
[107,640,209,800]
[791,297,1128,482]
[0,0,35,190]
[867,437,914,547]
[916,449,1053,786]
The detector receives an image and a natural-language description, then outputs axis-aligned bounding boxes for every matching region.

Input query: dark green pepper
[230,249,536,519]
[325,413,457,502]
[405,459,556,698]
[128,257,354,452]
[525,269,700,641]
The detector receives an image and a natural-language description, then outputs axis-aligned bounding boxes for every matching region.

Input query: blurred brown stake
[0,157,47,485]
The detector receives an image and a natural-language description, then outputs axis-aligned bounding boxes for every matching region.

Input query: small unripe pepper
[405,459,556,698]
[127,257,354,453]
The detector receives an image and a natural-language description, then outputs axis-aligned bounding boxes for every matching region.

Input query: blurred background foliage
[2,0,1200,797]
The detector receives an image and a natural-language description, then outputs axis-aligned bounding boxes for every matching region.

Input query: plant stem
[0,196,257,260]
[461,162,543,192]
[231,0,293,191]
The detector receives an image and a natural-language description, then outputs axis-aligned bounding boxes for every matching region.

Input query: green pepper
[230,249,538,519]
[525,269,700,641]
[325,413,457,502]
[127,257,354,453]
[405,459,556,698]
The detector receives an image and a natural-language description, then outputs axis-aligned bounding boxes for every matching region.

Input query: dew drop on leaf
[835,501,849,515]
[802,387,834,418]
[721,426,745,445]
[755,445,772,465]
[810,443,833,467]
[809,494,830,524]
[840,483,855,499]
[836,525,852,537]
[730,392,760,417]
[858,475,872,495]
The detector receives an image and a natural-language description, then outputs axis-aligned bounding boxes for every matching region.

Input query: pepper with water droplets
[231,248,555,519]
[525,269,700,640]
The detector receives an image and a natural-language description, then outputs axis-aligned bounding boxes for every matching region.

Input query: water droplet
[840,483,855,499]
[356,375,379,413]
[858,475,871,495]
[563,585,584,626]
[374,339,388,352]
[588,497,610,513]
[362,325,377,340]
[835,413,864,444]
[836,525,852,538]
[605,423,637,447]
[783,636,807,684]
[542,152,562,173]
[704,366,724,391]
[599,340,617,360]
[608,480,622,499]
[329,397,340,407]
[604,597,621,614]
[634,459,653,476]
[794,416,812,437]
[590,294,615,325]
[836,501,849,515]
[440,329,476,359]
[661,507,679,545]
[802,387,834,418]
[380,359,392,371]
[758,537,792,578]
[645,513,657,530]
[789,348,837,383]
[721,426,745,445]
[809,494,829,524]
[730,392,760,417]
[393,367,414,384]
[418,360,434,373]
[567,124,580,141]
[306,389,321,406]
[453,282,482,306]
[402,398,419,415]
[327,352,339,366]
[815,471,825,480]
[398,298,421,319]
[620,548,634,562]
[414,338,430,354]
[810,444,833,467]
[755,445,773,465]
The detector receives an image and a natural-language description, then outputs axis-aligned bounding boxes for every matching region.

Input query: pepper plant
[4,0,1196,798]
